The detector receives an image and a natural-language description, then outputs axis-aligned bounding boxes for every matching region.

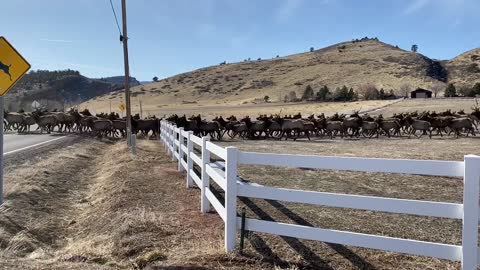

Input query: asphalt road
[3,132,68,155]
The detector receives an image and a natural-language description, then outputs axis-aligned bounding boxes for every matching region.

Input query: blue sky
[2,0,479,81]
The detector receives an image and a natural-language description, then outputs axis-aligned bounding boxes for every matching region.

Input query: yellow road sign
[0,37,31,96]
[119,104,126,111]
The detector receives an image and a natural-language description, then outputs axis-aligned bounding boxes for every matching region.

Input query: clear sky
[2,0,479,81]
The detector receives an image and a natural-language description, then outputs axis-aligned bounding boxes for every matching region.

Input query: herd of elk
[166,108,480,140]
[4,109,160,138]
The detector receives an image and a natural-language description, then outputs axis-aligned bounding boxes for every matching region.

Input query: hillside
[5,70,140,112]
[81,39,480,115]
[444,48,480,85]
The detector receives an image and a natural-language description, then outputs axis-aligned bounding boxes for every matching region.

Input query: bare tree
[357,83,378,100]
[430,81,444,98]
[399,83,412,98]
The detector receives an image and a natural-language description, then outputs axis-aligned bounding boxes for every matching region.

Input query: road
[3,132,67,155]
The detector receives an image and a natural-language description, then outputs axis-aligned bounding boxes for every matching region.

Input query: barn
[410,88,432,98]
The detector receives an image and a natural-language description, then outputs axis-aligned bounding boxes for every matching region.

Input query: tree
[430,81,443,98]
[152,76,159,82]
[473,83,480,96]
[333,86,349,101]
[358,83,379,100]
[399,83,411,98]
[444,83,456,97]
[264,95,270,102]
[302,85,314,100]
[316,86,330,101]
[411,44,418,53]
[284,94,289,103]
[347,88,356,101]
[310,47,314,52]
[379,88,386,99]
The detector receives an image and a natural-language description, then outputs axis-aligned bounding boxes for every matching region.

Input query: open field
[81,99,392,120]
[81,97,480,122]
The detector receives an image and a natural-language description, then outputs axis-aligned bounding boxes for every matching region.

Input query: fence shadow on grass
[265,199,378,270]
[209,179,377,269]
[239,197,335,270]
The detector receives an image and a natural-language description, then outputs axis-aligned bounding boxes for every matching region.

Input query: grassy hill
[78,38,478,114]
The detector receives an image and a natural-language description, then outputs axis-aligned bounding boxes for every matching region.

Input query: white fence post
[224,146,238,252]
[178,127,184,172]
[166,123,171,154]
[163,122,168,151]
[172,126,177,161]
[462,155,480,270]
[186,131,194,188]
[201,136,211,213]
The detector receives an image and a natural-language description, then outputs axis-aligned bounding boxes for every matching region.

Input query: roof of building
[411,88,432,93]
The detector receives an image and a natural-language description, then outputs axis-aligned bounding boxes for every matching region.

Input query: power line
[108,0,122,39]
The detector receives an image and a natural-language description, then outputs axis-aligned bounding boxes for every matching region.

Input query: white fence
[160,120,480,269]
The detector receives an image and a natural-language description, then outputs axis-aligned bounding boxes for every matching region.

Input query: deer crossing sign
[0,37,31,96]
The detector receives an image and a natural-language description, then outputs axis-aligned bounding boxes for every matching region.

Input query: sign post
[0,37,31,205]
[31,100,40,110]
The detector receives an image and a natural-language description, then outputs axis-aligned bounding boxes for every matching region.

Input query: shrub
[467,63,480,73]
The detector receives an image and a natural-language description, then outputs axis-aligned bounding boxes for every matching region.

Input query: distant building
[410,88,432,98]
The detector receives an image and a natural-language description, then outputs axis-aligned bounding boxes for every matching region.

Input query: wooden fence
[160,120,480,269]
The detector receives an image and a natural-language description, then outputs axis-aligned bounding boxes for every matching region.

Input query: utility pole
[121,0,134,151]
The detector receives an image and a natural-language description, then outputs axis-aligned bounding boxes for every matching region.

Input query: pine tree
[316,86,330,101]
[444,83,456,97]
[302,85,314,100]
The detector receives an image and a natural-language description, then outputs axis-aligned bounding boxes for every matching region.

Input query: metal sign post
[0,96,3,205]
[0,36,31,205]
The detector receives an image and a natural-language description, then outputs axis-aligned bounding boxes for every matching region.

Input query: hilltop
[5,70,140,112]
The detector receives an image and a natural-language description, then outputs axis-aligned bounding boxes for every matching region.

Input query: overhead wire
[108,0,123,41]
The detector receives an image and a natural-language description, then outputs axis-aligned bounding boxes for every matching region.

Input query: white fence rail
[160,120,480,269]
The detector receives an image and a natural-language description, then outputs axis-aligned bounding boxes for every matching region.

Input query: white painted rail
[238,151,464,177]
[237,184,464,219]
[159,120,480,269]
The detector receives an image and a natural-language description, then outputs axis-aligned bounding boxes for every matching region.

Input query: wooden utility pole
[121,0,133,149]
